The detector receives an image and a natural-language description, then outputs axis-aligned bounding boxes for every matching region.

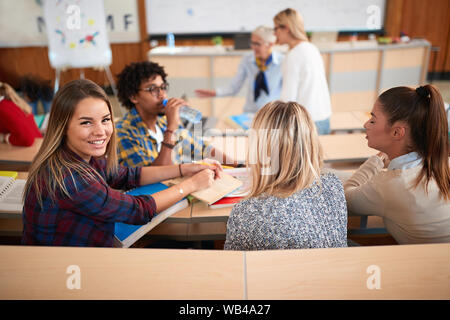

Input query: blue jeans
[315,118,330,135]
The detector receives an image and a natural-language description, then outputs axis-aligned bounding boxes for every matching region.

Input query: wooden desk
[0,138,42,171]
[191,201,231,223]
[208,133,377,164]
[330,111,366,133]
[1,243,448,299]
[246,243,450,299]
[320,133,377,162]
[0,245,245,299]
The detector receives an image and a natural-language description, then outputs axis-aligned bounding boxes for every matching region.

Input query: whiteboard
[145,0,386,35]
[43,0,111,68]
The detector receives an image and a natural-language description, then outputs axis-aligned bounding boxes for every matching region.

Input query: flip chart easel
[43,0,117,96]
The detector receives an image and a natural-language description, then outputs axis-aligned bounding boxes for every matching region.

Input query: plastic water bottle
[162,99,202,123]
[166,32,175,52]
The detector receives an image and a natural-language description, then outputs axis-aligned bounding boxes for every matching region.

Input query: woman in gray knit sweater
[224,101,347,250]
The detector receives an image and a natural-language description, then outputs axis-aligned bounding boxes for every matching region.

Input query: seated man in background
[116,61,226,167]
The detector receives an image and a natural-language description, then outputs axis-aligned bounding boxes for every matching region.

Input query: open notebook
[114,182,189,248]
[0,176,25,214]
[165,173,242,205]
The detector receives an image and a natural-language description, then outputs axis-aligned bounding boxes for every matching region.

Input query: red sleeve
[0,100,42,146]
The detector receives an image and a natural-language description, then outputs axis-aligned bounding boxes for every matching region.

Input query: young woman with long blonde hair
[23,79,222,247]
[345,85,450,244]
[224,101,347,250]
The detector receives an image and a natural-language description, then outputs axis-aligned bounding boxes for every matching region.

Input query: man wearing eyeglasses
[116,61,215,167]
[195,26,284,114]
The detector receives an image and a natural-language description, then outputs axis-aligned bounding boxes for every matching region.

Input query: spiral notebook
[0,176,26,214]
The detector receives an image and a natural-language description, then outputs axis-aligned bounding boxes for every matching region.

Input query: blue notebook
[114,182,189,248]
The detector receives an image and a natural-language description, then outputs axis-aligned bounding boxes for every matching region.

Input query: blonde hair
[24,79,118,208]
[0,82,33,114]
[273,8,308,42]
[247,101,323,198]
[252,25,276,44]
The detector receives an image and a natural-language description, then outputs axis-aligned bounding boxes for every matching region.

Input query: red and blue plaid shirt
[22,150,157,247]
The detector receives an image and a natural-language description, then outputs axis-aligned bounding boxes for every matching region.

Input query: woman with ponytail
[344,84,450,244]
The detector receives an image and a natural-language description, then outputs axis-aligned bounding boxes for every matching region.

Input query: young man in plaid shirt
[116,61,224,167]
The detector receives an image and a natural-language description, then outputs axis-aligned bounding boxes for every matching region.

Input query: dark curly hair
[117,61,167,110]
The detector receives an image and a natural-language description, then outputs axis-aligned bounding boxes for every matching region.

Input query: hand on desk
[181,159,223,179]
[181,159,223,192]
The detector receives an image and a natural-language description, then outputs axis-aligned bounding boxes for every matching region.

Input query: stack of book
[208,167,250,209]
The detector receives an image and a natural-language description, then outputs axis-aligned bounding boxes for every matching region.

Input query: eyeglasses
[250,41,265,47]
[274,25,286,31]
[140,83,169,96]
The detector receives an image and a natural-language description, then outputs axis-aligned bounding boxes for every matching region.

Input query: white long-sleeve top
[280,41,332,122]
[215,51,284,114]
[344,155,450,244]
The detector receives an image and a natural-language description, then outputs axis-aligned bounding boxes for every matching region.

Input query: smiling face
[65,97,113,162]
[364,100,393,152]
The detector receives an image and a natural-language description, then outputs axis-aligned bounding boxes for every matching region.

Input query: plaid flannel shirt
[22,149,156,247]
[116,108,211,167]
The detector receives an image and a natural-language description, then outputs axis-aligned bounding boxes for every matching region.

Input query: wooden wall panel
[384,0,450,73]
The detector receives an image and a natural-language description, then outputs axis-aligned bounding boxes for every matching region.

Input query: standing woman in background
[273,8,332,135]
[195,26,284,114]
[345,85,450,244]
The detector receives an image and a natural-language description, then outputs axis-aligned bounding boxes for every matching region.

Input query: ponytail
[378,84,450,201]
[417,84,450,201]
